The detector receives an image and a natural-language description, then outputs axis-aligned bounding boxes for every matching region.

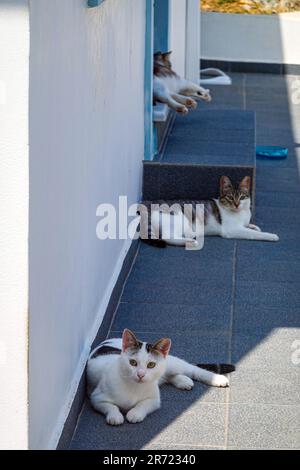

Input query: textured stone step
[143,109,256,201]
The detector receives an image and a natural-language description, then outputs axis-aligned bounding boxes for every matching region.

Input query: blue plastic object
[256,146,288,160]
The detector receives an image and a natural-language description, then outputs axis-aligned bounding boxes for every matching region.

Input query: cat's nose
[137,370,146,379]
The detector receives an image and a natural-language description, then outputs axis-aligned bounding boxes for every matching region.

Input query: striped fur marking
[139,199,223,243]
[91,345,121,359]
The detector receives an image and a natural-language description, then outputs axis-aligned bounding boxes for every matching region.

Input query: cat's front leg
[248,224,262,232]
[158,93,189,114]
[93,401,124,426]
[171,93,197,109]
[180,81,211,102]
[168,374,194,390]
[90,390,124,425]
[126,398,161,424]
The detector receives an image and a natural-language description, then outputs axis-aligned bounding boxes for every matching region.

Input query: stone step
[143,109,256,202]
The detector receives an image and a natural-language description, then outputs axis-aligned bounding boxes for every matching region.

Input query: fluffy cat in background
[139,176,280,248]
[153,51,211,115]
[88,329,232,426]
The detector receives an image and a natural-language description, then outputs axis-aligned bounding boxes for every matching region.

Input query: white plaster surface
[202,12,300,65]
[0,0,30,450]
[29,0,145,449]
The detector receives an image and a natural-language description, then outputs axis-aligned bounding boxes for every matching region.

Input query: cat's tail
[141,239,167,249]
[197,364,236,375]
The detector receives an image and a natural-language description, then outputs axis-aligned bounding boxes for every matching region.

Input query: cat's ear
[239,176,251,194]
[122,329,139,352]
[162,51,173,65]
[220,176,233,196]
[154,51,163,61]
[153,338,172,358]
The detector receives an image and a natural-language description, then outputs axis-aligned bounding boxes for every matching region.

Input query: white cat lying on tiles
[139,176,280,248]
[88,330,234,426]
[153,51,211,115]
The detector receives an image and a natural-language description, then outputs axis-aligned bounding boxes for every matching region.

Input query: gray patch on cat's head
[126,341,143,356]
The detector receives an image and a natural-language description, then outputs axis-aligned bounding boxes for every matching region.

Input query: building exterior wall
[0,0,198,451]
[202,12,300,65]
[0,0,29,450]
[29,0,145,449]
[169,0,187,77]
[186,0,201,82]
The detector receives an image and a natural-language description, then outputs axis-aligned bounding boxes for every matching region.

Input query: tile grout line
[243,73,247,111]
[224,242,238,450]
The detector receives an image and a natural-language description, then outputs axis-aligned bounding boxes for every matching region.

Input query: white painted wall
[29,0,145,449]
[185,0,200,82]
[201,12,300,65]
[169,0,187,76]
[0,0,29,450]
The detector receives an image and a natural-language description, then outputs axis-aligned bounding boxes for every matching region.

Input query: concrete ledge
[201,59,300,75]
[143,109,256,207]
[143,161,256,202]
[153,103,169,123]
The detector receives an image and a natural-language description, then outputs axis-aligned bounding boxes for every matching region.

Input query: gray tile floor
[70,73,300,450]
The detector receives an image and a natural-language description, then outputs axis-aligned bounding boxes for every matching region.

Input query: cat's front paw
[212,375,229,388]
[177,106,189,115]
[203,93,212,103]
[126,409,146,424]
[106,411,124,426]
[198,89,211,102]
[174,376,194,391]
[186,98,197,109]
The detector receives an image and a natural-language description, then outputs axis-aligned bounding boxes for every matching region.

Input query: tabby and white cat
[88,329,231,426]
[153,51,211,115]
[139,176,279,248]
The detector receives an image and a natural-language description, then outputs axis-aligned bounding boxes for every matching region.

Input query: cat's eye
[129,359,137,367]
[147,362,156,369]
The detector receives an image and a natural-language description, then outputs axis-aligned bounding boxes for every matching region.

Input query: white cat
[153,51,211,115]
[139,176,279,248]
[87,329,230,426]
